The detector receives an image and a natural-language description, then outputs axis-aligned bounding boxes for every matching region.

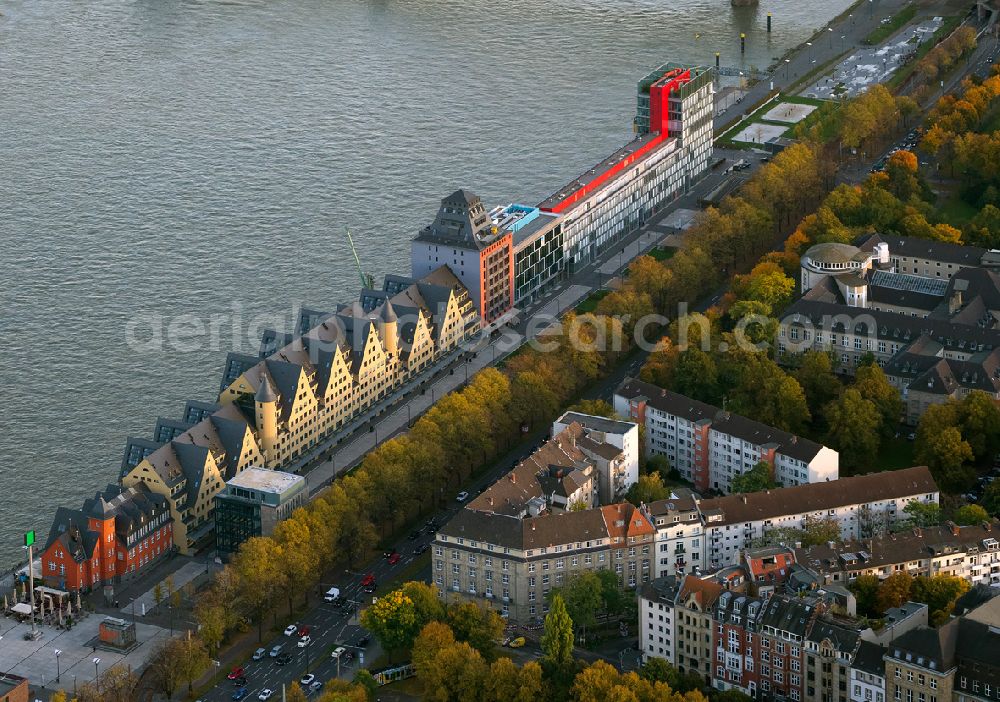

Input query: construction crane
[346,229,375,290]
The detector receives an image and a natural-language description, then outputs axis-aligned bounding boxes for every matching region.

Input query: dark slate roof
[856,233,987,267]
[616,379,824,462]
[854,640,887,676]
[888,621,959,672]
[438,505,610,551]
[641,575,682,605]
[868,284,942,312]
[44,507,95,559]
[698,466,936,527]
[808,619,861,654]
[758,595,817,636]
[219,352,259,393]
[254,374,278,403]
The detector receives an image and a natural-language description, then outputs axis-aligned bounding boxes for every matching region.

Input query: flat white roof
[227,467,305,494]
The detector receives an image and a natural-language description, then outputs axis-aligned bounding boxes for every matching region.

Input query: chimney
[949,290,963,314]
[984,521,992,532]
[510,472,516,484]
[946,520,960,537]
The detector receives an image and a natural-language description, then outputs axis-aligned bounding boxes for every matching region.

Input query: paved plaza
[802,16,945,99]
[659,207,700,231]
[761,101,817,124]
[0,613,172,690]
[730,121,789,145]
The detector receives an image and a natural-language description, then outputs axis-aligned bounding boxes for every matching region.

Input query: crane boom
[346,229,375,289]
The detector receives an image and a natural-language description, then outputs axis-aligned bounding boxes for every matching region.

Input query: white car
[258,691,274,701]
[297,635,312,648]
[331,646,346,660]
[269,644,283,657]
[300,674,316,686]
[456,491,469,502]
[283,624,298,636]
[323,587,341,603]
[252,647,266,660]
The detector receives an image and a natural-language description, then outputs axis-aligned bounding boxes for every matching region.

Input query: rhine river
[0,0,853,566]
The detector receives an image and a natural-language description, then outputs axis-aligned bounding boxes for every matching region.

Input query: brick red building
[41,484,172,592]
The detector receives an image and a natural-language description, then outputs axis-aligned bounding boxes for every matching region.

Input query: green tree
[853,364,903,437]
[802,516,842,546]
[730,461,778,494]
[982,480,1000,517]
[549,571,604,641]
[824,389,881,468]
[446,601,504,658]
[903,501,942,528]
[917,425,975,494]
[876,572,914,614]
[794,350,842,413]
[153,581,163,607]
[360,588,420,657]
[353,670,378,702]
[541,594,575,669]
[850,574,881,618]
[626,473,671,505]
[568,399,616,418]
[672,348,720,404]
[912,574,971,625]
[418,640,488,702]
[958,391,1000,460]
[954,504,989,525]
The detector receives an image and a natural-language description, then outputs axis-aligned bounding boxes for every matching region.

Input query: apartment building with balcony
[697,467,939,571]
[552,411,640,503]
[644,488,704,579]
[615,379,839,494]
[793,521,1000,589]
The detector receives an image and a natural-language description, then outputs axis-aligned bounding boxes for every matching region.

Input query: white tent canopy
[11,602,32,615]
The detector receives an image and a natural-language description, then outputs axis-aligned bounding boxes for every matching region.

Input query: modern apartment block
[552,411,640,503]
[433,421,649,622]
[697,467,939,571]
[794,521,1000,589]
[495,204,565,306]
[785,234,1000,424]
[214,467,308,559]
[539,64,714,270]
[615,379,840,494]
[411,190,514,325]
[41,484,172,592]
[121,266,479,554]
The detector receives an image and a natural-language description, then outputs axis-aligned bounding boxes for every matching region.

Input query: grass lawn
[575,288,610,314]
[864,5,918,45]
[937,192,979,226]
[648,246,676,262]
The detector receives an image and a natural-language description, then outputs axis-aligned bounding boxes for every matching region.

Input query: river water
[0,0,851,566]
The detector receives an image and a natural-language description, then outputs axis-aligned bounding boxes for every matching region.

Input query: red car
[227,666,245,680]
[360,573,376,588]
[388,552,402,565]
[298,625,310,638]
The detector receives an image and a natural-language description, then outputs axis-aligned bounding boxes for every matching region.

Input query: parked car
[331,646,347,660]
[388,552,402,565]
[283,624,299,636]
[300,674,316,687]
[252,647,266,661]
[227,667,245,680]
[232,688,249,701]
[258,690,274,701]
[508,637,526,648]
[269,644,283,657]
[456,491,470,502]
[323,587,341,603]
[298,635,312,648]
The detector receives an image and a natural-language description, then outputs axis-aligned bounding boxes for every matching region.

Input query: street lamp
[54,649,62,683]
[828,26,834,48]
[93,657,101,692]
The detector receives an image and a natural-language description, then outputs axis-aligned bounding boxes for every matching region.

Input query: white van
[323,587,341,603]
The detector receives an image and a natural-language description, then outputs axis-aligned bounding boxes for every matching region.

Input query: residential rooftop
[226,467,305,494]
